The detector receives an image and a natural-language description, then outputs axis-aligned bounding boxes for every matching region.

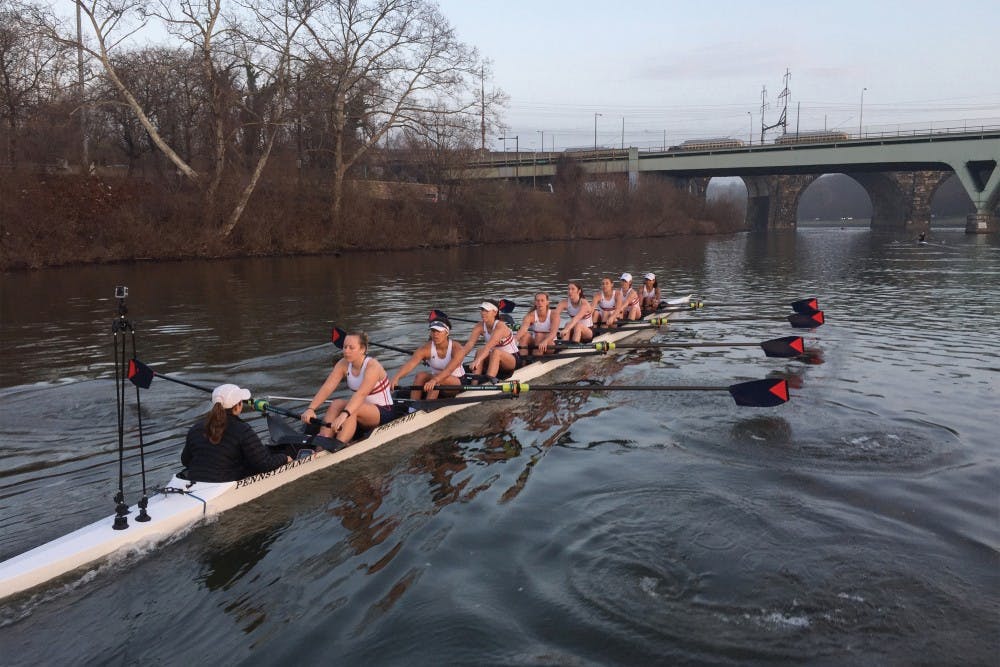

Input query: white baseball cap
[619,272,633,282]
[643,272,655,281]
[479,301,499,312]
[212,383,251,409]
[429,320,451,332]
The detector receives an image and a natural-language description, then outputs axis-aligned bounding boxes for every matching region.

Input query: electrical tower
[761,68,790,143]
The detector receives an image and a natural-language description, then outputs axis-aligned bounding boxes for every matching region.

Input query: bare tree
[43,0,311,236]
[0,0,68,168]
[297,0,485,224]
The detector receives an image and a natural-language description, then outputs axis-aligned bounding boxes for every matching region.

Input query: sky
[434,0,1000,151]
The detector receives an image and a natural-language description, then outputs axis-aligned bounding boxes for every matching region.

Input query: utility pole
[594,112,602,152]
[480,64,486,155]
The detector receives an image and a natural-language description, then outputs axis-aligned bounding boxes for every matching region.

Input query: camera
[115,286,128,299]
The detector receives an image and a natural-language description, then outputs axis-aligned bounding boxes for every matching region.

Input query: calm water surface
[1,228,998,665]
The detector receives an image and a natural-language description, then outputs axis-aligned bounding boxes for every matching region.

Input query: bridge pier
[743,175,813,231]
[852,170,950,232]
[966,212,999,233]
[948,156,1000,233]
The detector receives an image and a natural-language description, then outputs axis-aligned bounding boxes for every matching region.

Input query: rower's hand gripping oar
[449,378,790,407]
[127,358,331,427]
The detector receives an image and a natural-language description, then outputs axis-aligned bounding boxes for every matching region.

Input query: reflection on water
[1,228,998,664]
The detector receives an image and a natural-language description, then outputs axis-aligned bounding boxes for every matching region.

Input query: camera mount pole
[111,287,151,529]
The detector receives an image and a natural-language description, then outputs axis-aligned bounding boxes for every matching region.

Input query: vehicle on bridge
[671,137,746,151]
[774,130,850,145]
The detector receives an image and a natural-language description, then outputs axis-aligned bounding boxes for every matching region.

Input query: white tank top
[597,291,616,311]
[642,285,657,299]
[532,309,553,333]
[428,339,465,378]
[566,298,594,328]
[619,287,640,308]
[481,319,519,355]
[346,356,393,406]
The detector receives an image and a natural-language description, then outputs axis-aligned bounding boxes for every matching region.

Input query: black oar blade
[330,326,347,348]
[127,358,155,388]
[760,336,805,358]
[788,311,824,328]
[497,299,517,313]
[790,297,820,314]
[429,309,449,322]
[729,379,790,407]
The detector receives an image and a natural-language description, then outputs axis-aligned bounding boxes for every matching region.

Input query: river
[1,227,998,665]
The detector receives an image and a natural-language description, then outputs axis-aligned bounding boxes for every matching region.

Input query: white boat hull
[0,296,691,599]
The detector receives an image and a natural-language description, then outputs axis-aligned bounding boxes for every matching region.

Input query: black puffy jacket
[181,414,287,483]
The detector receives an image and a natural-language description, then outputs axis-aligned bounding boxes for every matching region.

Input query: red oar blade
[729,379,790,407]
[790,297,820,314]
[788,311,824,328]
[127,358,155,388]
[760,336,805,358]
[497,299,517,313]
[330,326,347,349]
[429,309,449,322]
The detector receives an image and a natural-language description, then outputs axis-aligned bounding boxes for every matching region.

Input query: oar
[331,326,411,355]
[640,311,825,329]
[395,392,521,410]
[659,297,820,315]
[430,306,518,328]
[526,336,805,358]
[440,378,790,407]
[127,359,331,426]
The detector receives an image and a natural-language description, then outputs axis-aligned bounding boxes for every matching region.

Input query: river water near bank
[1,228,997,664]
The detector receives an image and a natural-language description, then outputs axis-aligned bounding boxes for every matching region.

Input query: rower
[640,272,661,315]
[443,299,521,381]
[516,292,558,356]
[389,316,466,399]
[182,384,291,482]
[301,331,398,446]
[615,272,642,321]
[556,281,595,343]
[591,276,619,328]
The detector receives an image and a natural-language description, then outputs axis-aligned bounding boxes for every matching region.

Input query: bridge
[461,126,1000,234]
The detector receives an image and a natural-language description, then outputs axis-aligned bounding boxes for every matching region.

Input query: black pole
[111,286,130,530]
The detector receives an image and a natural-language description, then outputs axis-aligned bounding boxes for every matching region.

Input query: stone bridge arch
[739,170,955,231]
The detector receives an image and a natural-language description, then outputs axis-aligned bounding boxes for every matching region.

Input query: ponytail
[205,402,229,444]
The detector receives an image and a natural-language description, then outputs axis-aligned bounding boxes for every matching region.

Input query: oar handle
[249,399,331,427]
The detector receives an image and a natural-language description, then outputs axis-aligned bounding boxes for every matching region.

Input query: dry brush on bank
[0,169,744,271]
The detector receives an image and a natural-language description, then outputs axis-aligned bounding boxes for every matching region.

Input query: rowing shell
[0,296,691,600]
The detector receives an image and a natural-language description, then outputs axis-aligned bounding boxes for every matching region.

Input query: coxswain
[181,384,291,482]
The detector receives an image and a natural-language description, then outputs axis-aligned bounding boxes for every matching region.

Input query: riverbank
[0,171,742,271]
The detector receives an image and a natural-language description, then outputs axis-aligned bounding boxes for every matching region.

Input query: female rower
[389,317,466,399]
[516,291,559,355]
[615,272,642,322]
[301,331,397,446]
[590,276,620,328]
[556,281,595,343]
[640,272,661,315]
[182,384,291,483]
[441,299,520,380]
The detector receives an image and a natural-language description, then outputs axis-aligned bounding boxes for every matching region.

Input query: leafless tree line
[0,0,506,236]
